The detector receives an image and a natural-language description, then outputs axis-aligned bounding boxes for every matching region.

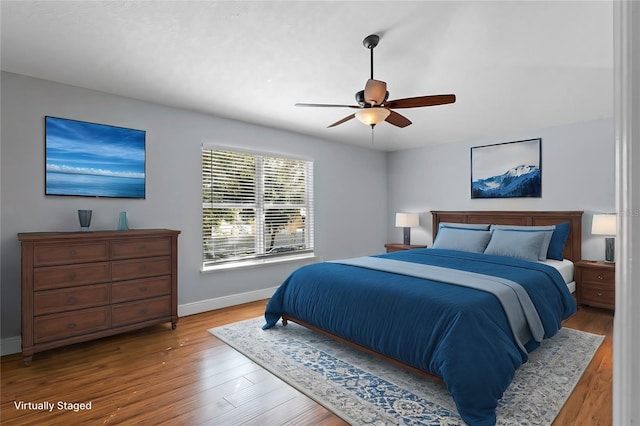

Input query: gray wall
[386,118,615,260]
[0,70,617,350]
[0,72,388,343]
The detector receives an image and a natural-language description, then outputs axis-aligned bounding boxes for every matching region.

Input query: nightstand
[384,243,427,253]
[575,260,615,311]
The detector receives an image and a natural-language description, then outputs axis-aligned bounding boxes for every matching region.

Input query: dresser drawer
[111,296,171,327]
[111,237,172,259]
[33,307,110,344]
[33,262,110,291]
[112,276,171,303]
[111,257,171,281]
[580,268,615,284]
[33,242,109,266]
[34,284,110,315]
[581,282,615,308]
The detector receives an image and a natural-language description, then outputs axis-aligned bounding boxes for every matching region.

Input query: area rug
[209,317,604,425]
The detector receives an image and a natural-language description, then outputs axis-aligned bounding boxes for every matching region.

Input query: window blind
[202,147,314,268]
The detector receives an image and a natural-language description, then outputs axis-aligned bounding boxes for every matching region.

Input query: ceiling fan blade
[295,103,360,108]
[385,110,412,128]
[385,94,456,109]
[364,79,387,105]
[327,114,356,128]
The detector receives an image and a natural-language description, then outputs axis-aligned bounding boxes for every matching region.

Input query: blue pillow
[490,225,555,260]
[439,222,491,231]
[546,222,571,260]
[432,228,492,253]
[484,229,546,261]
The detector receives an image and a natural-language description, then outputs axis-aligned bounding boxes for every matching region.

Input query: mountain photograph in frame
[471,138,541,199]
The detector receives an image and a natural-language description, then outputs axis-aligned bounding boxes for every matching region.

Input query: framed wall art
[45,116,146,199]
[471,138,541,199]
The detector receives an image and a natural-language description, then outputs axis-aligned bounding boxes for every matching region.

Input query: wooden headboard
[431,210,583,262]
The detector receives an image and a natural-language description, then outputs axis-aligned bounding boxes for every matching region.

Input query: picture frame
[471,138,541,199]
[45,116,146,199]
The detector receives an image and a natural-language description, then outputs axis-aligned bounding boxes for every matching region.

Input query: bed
[263,210,583,426]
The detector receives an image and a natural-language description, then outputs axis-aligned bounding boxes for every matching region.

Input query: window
[202,147,314,269]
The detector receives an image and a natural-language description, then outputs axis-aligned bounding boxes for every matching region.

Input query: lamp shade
[591,214,617,235]
[355,107,390,126]
[364,79,387,105]
[395,213,419,228]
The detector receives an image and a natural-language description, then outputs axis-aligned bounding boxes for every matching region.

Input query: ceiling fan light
[364,79,387,105]
[355,108,390,126]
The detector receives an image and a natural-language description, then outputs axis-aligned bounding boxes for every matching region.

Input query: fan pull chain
[371,124,375,144]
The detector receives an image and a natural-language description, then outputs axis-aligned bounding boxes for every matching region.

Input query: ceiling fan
[295,34,456,129]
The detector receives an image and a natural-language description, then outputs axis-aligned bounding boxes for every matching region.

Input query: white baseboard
[0,287,277,356]
[178,287,277,317]
[1,336,22,356]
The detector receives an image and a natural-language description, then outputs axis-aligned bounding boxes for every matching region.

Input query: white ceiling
[0,1,613,151]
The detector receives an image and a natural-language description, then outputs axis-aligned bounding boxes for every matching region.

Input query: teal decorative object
[117,212,129,230]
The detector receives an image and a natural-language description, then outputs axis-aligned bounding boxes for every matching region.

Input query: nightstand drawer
[580,282,615,308]
[580,268,615,284]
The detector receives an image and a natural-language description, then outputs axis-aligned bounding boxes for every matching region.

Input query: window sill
[201,252,318,273]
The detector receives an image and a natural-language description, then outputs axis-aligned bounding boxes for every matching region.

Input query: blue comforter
[263,249,576,425]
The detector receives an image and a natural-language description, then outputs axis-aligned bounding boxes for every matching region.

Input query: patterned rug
[209,317,604,425]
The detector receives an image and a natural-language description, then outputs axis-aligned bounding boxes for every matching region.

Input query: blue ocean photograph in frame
[471,138,541,199]
[45,116,146,199]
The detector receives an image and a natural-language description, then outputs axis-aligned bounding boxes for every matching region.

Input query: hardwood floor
[1,300,613,425]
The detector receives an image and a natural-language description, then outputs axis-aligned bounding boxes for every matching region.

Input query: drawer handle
[67,296,77,304]
[67,323,77,330]
[139,287,148,292]
[597,291,603,297]
[597,274,604,280]
[68,273,77,281]
[69,249,77,257]
[140,309,148,315]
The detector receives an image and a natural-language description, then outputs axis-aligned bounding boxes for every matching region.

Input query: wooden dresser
[18,229,180,365]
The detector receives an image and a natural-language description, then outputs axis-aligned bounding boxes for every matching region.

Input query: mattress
[539,258,575,292]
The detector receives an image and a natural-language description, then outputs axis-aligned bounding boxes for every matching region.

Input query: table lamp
[591,213,617,262]
[395,213,419,245]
